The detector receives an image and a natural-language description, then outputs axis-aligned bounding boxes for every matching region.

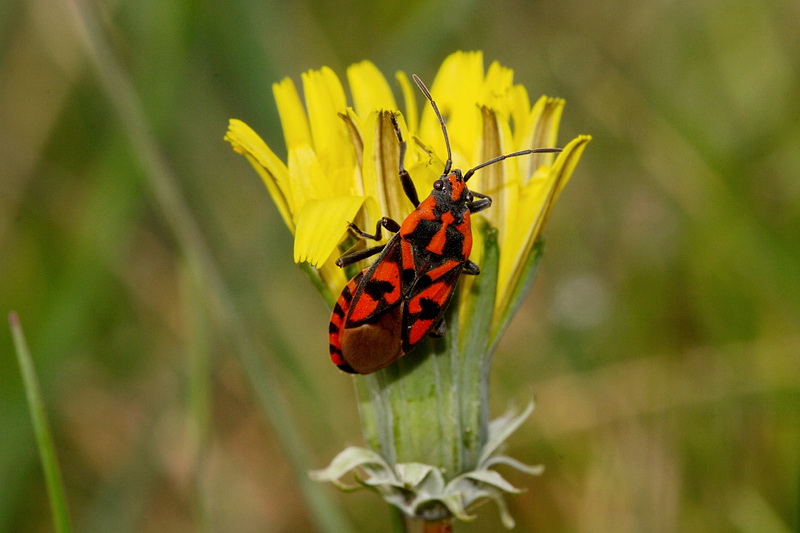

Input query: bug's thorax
[397,170,473,261]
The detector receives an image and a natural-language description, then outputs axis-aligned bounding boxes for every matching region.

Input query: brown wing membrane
[339,304,404,374]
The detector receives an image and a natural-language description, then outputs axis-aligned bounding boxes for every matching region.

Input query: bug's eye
[433,179,444,190]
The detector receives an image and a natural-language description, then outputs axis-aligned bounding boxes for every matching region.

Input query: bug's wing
[329,257,406,375]
[345,236,404,327]
[327,236,406,374]
[329,270,366,373]
[402,262,464,352]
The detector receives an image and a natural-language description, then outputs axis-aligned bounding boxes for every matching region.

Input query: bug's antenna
[463,148,563,182]
[412,74,453,175]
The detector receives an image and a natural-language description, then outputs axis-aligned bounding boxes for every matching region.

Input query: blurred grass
[10,313,72,533]
[1,0,799,531]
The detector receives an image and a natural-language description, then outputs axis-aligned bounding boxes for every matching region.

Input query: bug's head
[433,169,471,203]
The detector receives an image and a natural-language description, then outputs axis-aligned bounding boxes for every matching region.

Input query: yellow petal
[496,170,550,309]
[496,135,591,306]
[395,71,419,135]
[429,51,485,105]
[361,110,413,223]
[294,196,366,266]
[421,51,485,168]
[406,155,441,207]
[287,145,322,217]
[508,84,531,149]
[546,134,592,217]
[347,61,397,118]
[286,143,362,219]
[302,67,353,173]
[520,97,564,179]
[339,108,366,195]
[473,107,511,232]
[481,61,515,113]
[225,119,294,231]
[273,78,311,150]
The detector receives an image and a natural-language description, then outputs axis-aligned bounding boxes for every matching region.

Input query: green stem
[389,505,409,533]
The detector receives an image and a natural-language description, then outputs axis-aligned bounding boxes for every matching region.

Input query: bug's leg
[390,114,420,208]
[463,260,480,275]
[337,217,400,268]
[336,244,386,268]
[348,217,401,242]
[429,317,447,338]
[468,190,492,214]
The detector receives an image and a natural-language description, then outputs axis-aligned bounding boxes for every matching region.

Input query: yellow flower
[226,51,591,527]
[225,51,589,320]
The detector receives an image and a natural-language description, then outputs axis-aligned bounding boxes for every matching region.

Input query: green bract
[311,403,540,528]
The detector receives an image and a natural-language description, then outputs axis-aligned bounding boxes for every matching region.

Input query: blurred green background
[2,0,798,531]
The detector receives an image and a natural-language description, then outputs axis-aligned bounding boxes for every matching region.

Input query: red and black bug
[329,75,561,374]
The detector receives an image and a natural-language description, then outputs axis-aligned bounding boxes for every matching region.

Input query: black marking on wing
[364,279,396,301]
[415,297,442,320]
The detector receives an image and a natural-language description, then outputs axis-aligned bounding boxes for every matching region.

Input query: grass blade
[180,261,213,533]
[9,312,73,533]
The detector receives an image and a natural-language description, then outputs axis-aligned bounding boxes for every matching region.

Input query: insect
[329,75,562,374]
